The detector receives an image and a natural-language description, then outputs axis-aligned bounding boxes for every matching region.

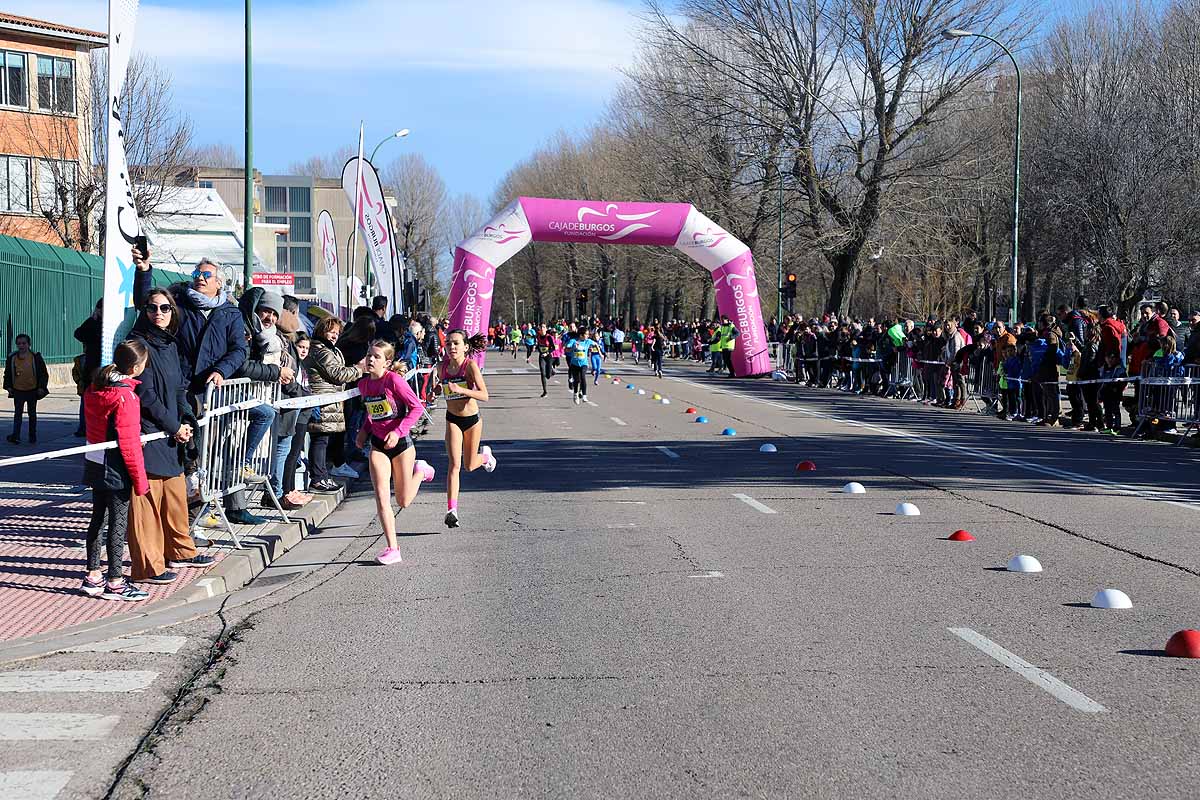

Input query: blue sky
[24,0,647,204]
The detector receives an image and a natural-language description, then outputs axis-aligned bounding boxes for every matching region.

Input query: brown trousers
[128,474,195,580]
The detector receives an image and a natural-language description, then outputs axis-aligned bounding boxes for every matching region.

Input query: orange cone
[1165,630,1200,658]
[685,407,698,414]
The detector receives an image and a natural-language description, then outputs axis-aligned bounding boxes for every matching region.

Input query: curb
[0,481,351,666]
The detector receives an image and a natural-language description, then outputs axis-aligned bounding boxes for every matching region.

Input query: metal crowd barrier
[889,354,919,400]
[193,378,288,548]
[1135,362,1200,444]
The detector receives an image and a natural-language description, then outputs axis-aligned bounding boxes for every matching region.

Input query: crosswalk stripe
[0,713,120,740]
[0,771,72,800]
[64,635,187,654]
[0,671,158,694]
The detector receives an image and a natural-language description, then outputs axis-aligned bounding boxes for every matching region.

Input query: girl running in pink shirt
[355,340,435,565]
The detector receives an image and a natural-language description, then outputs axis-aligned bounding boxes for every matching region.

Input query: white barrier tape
[0,367,444,470]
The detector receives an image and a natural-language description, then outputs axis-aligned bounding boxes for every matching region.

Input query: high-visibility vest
[718,323,736,351]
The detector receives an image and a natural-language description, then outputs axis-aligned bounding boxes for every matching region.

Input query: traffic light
[576,287,589,314]
[782,273,798,299]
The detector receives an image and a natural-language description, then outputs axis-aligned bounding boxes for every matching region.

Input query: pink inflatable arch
[446,197,771,376]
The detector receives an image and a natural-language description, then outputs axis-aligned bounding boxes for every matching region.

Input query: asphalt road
[7,358,1200,799]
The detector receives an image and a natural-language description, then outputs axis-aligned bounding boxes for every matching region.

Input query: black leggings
[569,364,586,396]
[10,390,38,438]
[539,354,554,394]
[282,411,312,493]
[86,487,130,579]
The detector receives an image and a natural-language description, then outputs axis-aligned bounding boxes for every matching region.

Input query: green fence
[0,235,190,365]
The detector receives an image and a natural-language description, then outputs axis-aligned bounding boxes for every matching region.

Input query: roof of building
[139,187,269,276]
[0,13,106,46]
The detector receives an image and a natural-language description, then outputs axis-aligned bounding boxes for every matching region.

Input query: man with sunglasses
[134,250,264,528]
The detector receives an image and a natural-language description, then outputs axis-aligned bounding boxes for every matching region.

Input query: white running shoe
[573,395,581,405]
[444,509,460,528]
[481,446,496,473]
[414,459,436,483]
[581,394,589,403]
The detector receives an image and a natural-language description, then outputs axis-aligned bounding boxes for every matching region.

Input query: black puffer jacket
[127,319,194,478]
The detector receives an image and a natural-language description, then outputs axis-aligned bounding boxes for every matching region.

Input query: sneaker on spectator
[1027,416,1041,424]
[227,509,267,526]
[142,571,179,585]
[241,465,265,482]
[311,478,340,492]
[80,575,104,597]
[331,464,360,479]
[193,532,213,548]
[169,555,216,568]
[198,513,222,529]
[101,580,149,602]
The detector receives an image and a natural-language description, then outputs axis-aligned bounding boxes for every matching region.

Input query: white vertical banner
[317,210,340,317]
[341,157,398,314]
[101,0,141,365]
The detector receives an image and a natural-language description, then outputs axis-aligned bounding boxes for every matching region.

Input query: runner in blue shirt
[566,330,596,405]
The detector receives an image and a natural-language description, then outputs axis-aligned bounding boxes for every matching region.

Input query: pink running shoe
[481,445,497,473]
[414,459,436,483]
[375,547,403,566]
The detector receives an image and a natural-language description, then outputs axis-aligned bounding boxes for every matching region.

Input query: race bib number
[364,394,395,421]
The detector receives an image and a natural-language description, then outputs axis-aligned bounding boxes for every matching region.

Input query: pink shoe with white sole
[375,547,403,566]
[414,460,436,483]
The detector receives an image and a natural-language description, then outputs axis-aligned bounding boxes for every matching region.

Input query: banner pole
[349,122,364,315]
[243,0,253,292]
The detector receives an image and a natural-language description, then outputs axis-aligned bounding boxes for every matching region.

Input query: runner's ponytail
[448,329,488,357]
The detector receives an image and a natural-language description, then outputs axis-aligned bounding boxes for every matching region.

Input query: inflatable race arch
[446,197,771,376]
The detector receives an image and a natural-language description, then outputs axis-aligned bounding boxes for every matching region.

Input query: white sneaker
[444,509,460,528]
[481,446,496,473]
[573,395,580,405]
[331,464,359,479]
[581,395,589,403]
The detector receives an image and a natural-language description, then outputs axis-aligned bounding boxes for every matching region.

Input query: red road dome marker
[685,407,698,414]
[1165,629,1200,658]
[949,530,975,542]
[795,461,816,472]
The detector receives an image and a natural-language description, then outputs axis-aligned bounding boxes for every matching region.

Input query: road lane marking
[733,493,777,514]
[614,501,646,505]
[690,570,725,578]
[0,771,72,800]
[64,635,187,654]
[585,400,599,407]
[0,671,159,694]
[610,417,627,426]
[656,446,680,459]
[670,377,1200,514]
[606,523,637,529]
[948,628,1106,713]
[0,713,120,740]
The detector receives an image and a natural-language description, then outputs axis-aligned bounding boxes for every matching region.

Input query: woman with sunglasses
[126,279,215,584]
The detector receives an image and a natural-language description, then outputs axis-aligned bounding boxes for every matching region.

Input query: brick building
[0,13,105,247]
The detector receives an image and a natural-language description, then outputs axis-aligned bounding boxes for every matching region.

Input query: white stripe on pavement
[610,417,627,426]
[948,628,1107,713]
[585,400,599,407]
[0,771,72,800]
[0,671,159,694]
[733,493,777,514]
[64,635,187,654]
[689,570,725,579]
[0,713,120,740]
[671,377,1200,514]
[656,446,680,459]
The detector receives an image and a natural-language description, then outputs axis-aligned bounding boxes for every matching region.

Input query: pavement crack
[667,534,703,570]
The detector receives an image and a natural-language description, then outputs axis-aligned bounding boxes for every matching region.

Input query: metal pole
[777,152,784,320]
[243,0,253,291]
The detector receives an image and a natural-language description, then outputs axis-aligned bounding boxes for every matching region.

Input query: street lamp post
[943,28,1022,325]
[362,129,410,302]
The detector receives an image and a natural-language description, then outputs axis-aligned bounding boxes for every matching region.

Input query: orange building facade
[0,13,105,248]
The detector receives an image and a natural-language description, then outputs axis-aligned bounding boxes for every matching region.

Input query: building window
[290,246,312,273]
[36,160,76,215]
[0,156,31,213]
[265,186,287,213]
[198,180,214,189]
[288,215,311,243]
[35,55,74,113]
[294,276,313,293]
[288,186,311,213]
[4,52,27,108]
[265,216,287,224]
[276,245,289,268]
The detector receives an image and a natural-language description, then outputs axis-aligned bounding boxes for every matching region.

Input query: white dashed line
[0,771,73,800]
[656,446,680,459]
[0,671,159,694]
[614,501,646,505]
[65,635,187,654]
[733,493,777,514]
[948,628,1106,713]
[610,417,627,426]
[0,713,120,740]
[606,523,637,529]
[689,570,725,579]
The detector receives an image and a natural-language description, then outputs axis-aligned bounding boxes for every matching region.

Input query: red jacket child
[83,376,150,496]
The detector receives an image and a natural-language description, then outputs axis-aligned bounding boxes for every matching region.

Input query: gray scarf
[185,286,226,309]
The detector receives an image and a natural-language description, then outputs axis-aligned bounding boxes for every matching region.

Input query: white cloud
[15,0,643,76]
